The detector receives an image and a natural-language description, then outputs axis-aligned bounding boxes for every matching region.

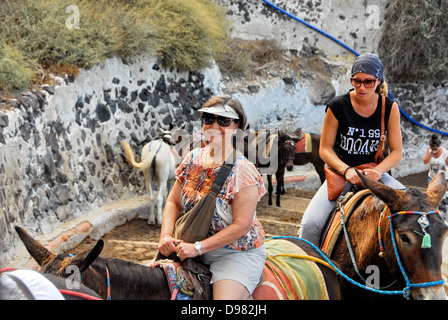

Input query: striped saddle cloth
[252,238,329,300]
[294,132,312,153]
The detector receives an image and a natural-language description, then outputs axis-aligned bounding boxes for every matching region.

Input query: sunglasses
[350,77,379,88]
[201,113,238,127]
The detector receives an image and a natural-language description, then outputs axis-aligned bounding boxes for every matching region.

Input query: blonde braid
[377,80,389,96]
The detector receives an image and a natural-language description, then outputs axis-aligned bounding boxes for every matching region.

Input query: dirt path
[69,171,429,264]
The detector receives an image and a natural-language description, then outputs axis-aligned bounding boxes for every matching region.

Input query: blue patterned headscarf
[351,53,384,82]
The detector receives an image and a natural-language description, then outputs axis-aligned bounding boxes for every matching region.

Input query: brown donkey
[331,172,448,300]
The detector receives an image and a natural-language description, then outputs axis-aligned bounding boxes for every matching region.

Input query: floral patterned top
[176,147,266,251]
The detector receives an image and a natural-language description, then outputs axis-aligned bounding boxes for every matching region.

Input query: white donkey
[121,138,177,226]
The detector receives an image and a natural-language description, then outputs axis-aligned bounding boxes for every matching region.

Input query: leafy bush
[378,0,448,83]
[0,43,37,92]
[142,0,230,71]
[0,0,229,92]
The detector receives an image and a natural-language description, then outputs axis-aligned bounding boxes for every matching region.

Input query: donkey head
[278,131,302,171]
[15,226,103,277]
[357,171,448,299]
[158,127,177,146]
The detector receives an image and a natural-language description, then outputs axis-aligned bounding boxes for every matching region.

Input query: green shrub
[379,0,448,82]
[0,0,159,69]
[0,43,37,92]
[141,0,230,71]
[0,0,230,93]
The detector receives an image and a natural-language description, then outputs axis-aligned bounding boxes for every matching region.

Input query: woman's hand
[345,166,381,184]
[344,167,362,185]
[362,167,382,182]
[158,236,182,257]
[175,242,198,261]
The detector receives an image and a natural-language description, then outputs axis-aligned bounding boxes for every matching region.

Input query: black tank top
[327,91,393,167]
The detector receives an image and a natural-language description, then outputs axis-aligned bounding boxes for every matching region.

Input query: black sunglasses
[350,77,379,88]
[201,113,238,127]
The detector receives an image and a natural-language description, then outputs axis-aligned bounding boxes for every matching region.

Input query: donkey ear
[292,134,302,142]
[355,169,402,206]
[426,172,447,208]
[15,226,55,267]
[71,240,104,272]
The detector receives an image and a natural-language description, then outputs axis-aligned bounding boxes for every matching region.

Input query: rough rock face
[218,0,387,57]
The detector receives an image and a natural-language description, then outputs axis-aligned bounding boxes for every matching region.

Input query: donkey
[121,138,176,226]
[266,132,302,206]
[15,226,342,300]
[330,172,448,300]
[262,129,325,205]
[244,130,302,207]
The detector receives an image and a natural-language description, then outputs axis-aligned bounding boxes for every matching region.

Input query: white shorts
[200,244,266,294]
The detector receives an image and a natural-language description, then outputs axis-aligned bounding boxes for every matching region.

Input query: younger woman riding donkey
[299,53,448,299]
[299,53,404,245]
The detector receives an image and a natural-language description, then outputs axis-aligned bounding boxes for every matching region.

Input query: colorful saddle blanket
[252,239,329,300]
[294,132,312,153]
[250,132,278,157]
[150,260,193,300]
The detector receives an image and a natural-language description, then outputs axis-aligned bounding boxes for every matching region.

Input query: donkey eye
[398,234,411,244]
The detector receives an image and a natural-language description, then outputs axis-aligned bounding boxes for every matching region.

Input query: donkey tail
[120,140,156,171]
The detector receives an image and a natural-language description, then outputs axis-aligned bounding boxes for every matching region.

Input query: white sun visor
[198,104,240,119]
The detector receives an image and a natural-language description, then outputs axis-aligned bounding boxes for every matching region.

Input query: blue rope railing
[261,0,448,136]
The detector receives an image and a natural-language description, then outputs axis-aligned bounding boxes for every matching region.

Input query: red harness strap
[58,289,102,300]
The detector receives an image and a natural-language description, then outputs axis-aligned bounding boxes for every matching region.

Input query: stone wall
[0,55,220,266]
[219,0,388,58]
[389,82,448,175]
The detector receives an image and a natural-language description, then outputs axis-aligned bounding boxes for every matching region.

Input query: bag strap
[209,151,239,194]
[374,95,386,164]
[209,163,233,194]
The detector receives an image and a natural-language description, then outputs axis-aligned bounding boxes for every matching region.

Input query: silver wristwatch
[194,241,202,255]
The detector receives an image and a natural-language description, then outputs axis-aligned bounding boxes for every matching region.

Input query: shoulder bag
[173,158,234,244]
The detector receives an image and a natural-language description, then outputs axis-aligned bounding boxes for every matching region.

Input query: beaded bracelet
[343,166,353,179]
